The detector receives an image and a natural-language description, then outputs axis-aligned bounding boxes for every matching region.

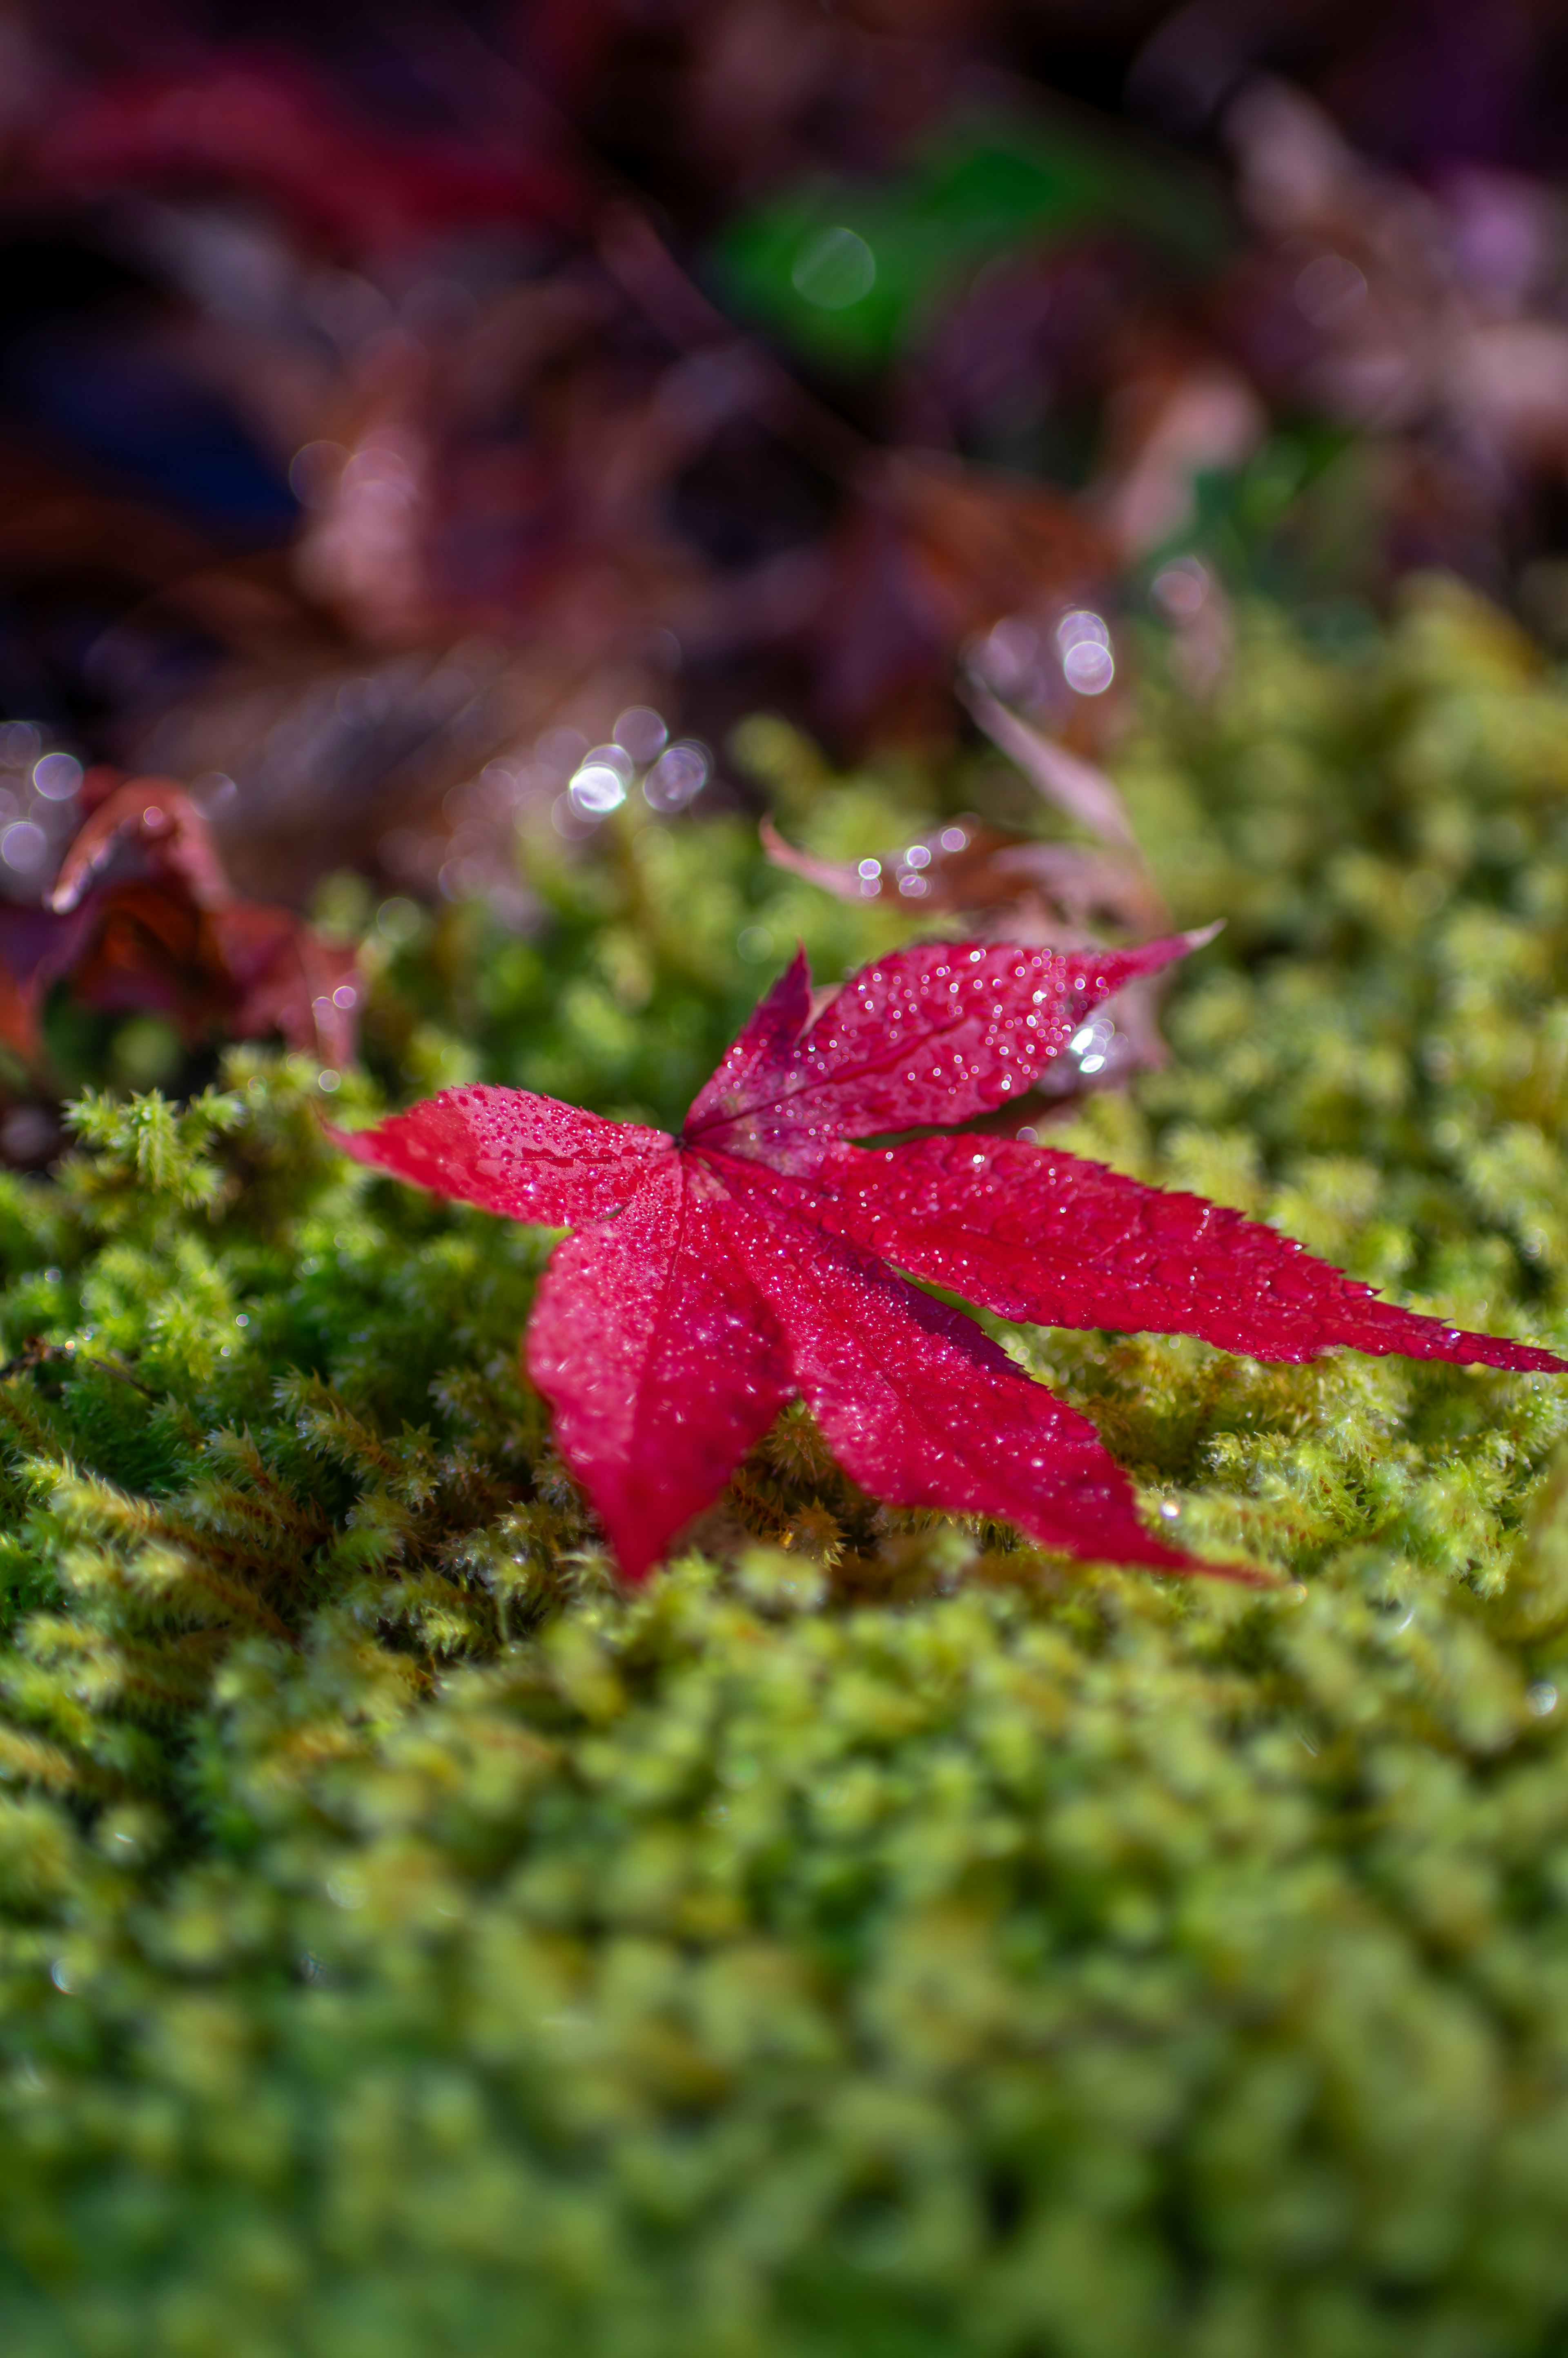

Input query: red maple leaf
[332,940,1566,1581]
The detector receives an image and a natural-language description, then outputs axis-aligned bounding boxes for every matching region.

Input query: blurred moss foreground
[12,581,1568,2354]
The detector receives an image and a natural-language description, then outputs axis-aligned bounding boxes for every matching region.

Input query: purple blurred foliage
[0,0,1561,1053]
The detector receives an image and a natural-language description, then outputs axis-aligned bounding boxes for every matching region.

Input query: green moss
[8,579,1568,2349]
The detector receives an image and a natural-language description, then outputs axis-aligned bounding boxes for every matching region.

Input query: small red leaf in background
[0,773,359,1078]
[333,941,1568,1585]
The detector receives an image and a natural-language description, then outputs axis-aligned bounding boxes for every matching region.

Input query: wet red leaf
[331,940,1568,1584]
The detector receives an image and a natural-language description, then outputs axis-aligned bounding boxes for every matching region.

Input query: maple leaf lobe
[526,1158,791,1580]
[806,1134,1566,1373]
[686,933,1199,1170]
[706,1156,1204,1575]
[329,1085,670,1226]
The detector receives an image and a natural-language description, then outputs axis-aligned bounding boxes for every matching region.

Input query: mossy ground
[5,581,1568,2354]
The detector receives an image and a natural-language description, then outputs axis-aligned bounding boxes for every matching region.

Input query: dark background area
[0,0,1566,1132]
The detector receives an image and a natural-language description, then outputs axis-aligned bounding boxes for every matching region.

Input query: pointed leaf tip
[325,1086,671,1225]
[684,945,813,1135]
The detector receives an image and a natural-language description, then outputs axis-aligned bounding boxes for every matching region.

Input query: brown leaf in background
[1214,77,1568,581]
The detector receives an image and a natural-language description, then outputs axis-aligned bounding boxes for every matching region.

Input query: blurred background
[4,0,1568,1146]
